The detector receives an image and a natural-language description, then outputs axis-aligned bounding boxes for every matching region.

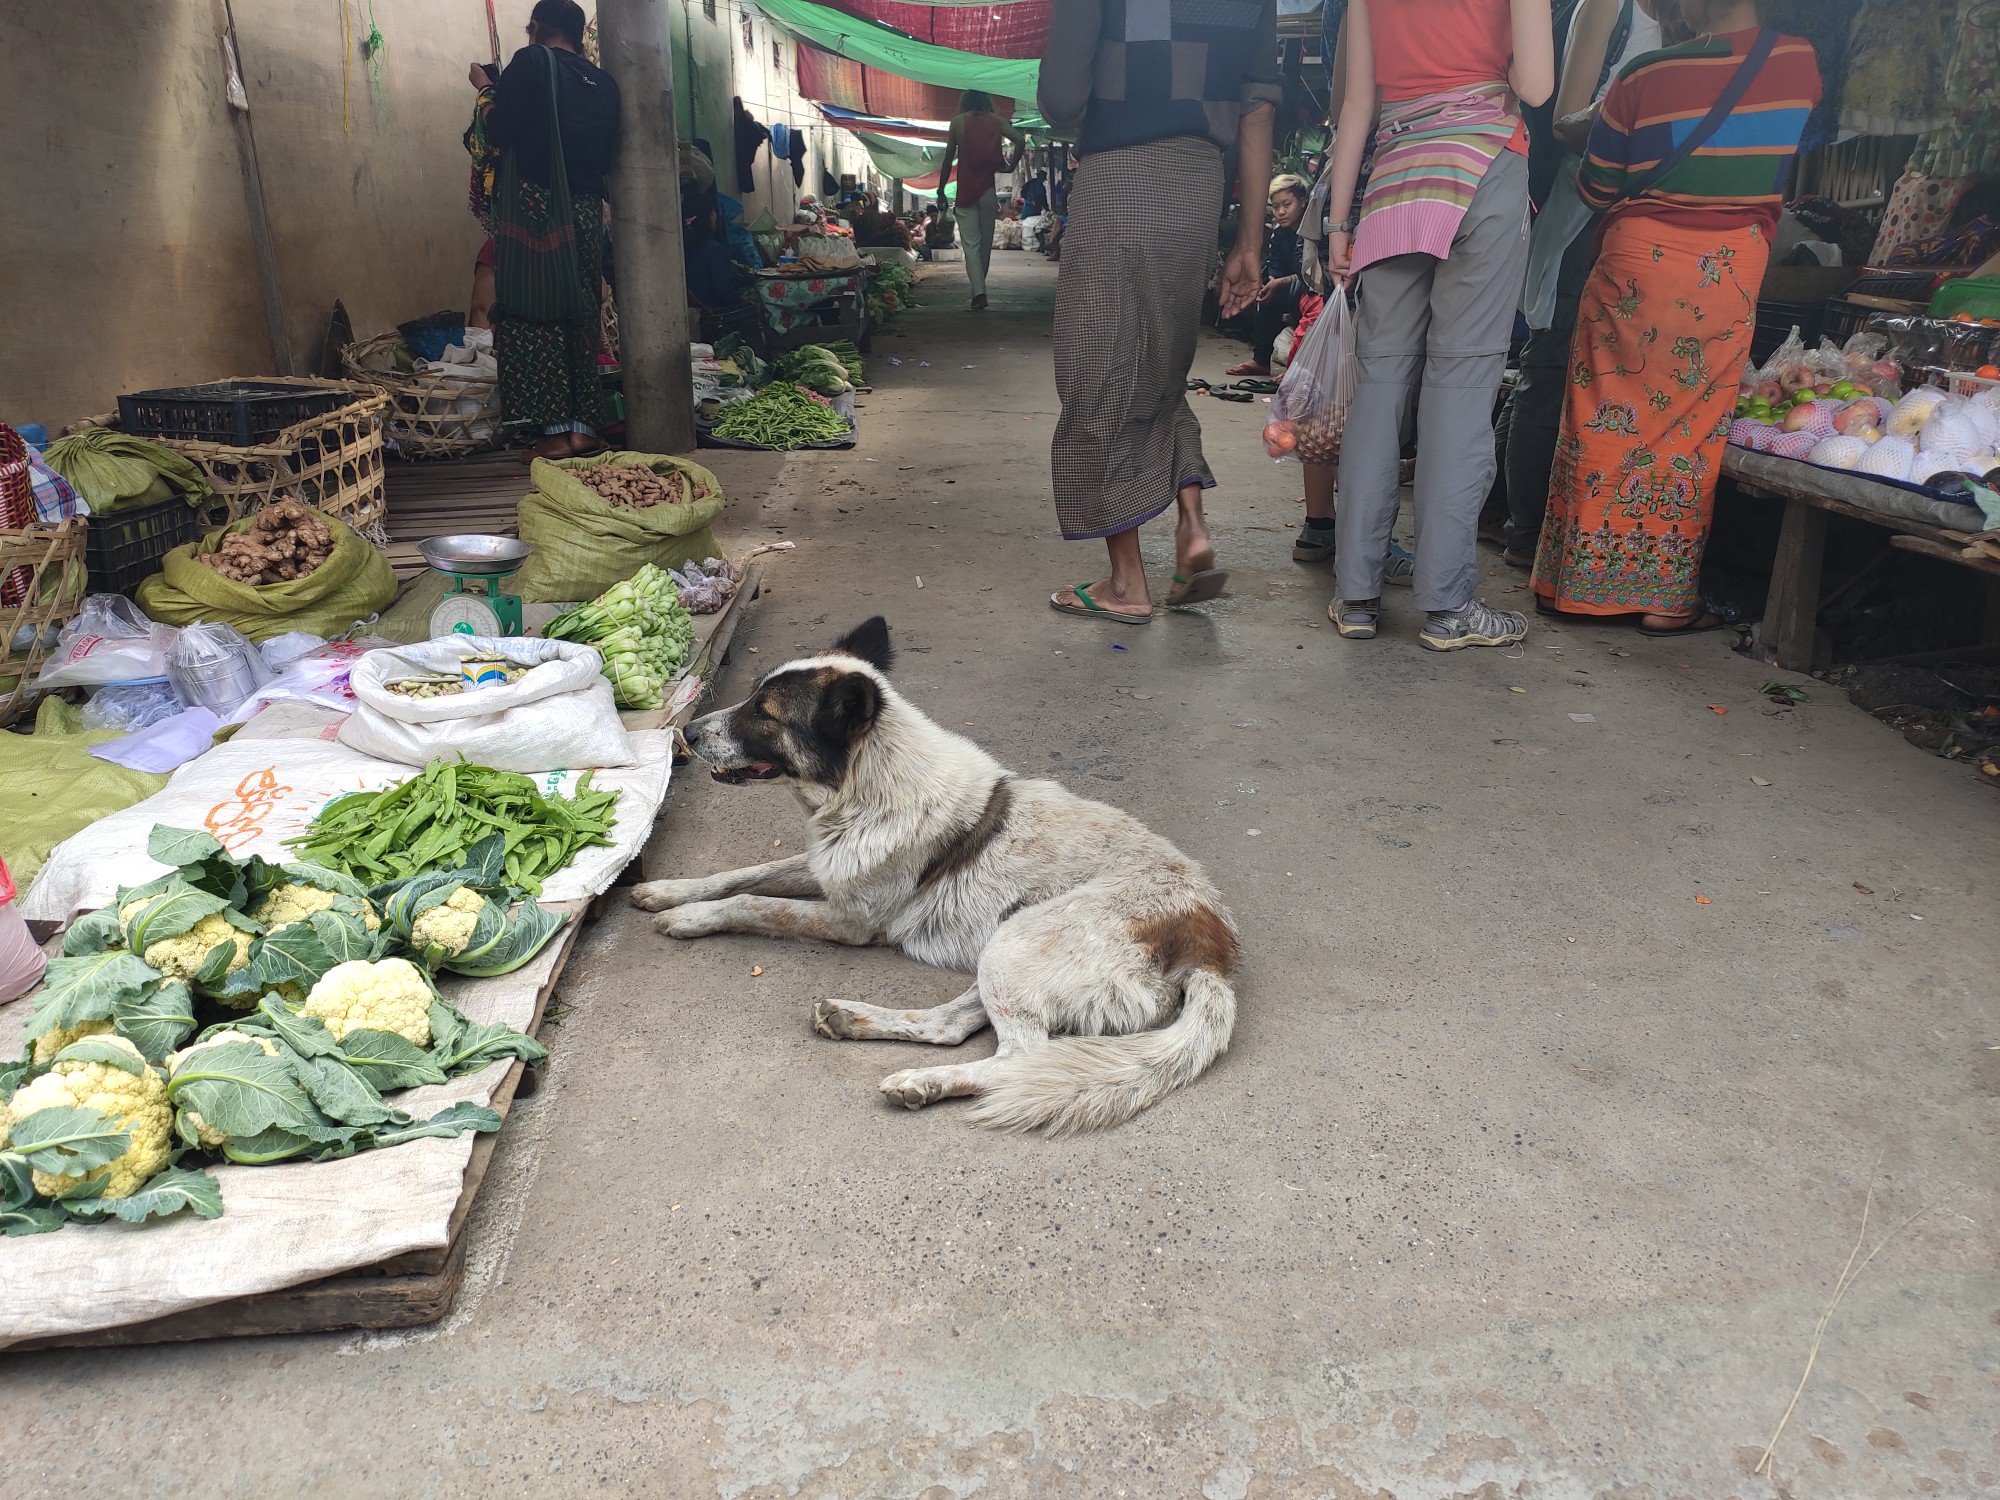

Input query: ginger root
[195,497,336,586]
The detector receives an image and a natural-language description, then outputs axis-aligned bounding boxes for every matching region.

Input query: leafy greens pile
[543,564,694,710]
[0,826,559,1236]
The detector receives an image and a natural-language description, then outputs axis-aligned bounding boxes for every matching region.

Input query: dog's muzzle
[709,762,785,784]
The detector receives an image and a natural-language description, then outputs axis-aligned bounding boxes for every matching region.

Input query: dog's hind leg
[878,981,1047,1111]
[653,894,878,944]
[631,855,822,913]
[814,985,989,1044]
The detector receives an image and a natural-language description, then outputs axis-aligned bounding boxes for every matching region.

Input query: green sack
[134,509,397,643]
[0,698,171,890]
[514,452,726,603]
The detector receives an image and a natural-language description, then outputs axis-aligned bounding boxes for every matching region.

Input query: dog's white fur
[632,648,1240,1135]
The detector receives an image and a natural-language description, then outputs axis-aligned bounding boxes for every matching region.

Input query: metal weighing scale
[419,534,534,638]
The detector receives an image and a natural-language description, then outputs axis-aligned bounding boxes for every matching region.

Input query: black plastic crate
[1751,299,1824,366]
[84,493,204,595]
[118,380,353,447]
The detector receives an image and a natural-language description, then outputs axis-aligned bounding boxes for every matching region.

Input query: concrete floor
[7,256,1998,1500]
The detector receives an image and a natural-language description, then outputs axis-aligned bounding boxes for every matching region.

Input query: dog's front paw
[814,999,869,1039]
[630,878,705,913]
[879,1068,943,1111]
[652,903,723,939]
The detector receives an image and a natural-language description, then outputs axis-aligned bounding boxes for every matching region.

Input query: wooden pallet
[11,576,766,1350]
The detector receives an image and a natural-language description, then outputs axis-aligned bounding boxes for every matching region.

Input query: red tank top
[955,112,1007,203]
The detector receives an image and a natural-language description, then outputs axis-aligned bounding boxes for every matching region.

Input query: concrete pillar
[598,0,694,453]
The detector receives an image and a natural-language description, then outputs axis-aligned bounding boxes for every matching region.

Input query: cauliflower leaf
[63,1165,222,1225]
[25,949,161,1041]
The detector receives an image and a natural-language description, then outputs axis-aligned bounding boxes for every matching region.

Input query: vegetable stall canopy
[758,0,1041,99]
[854,130,945,183]
[818,0,1049,57]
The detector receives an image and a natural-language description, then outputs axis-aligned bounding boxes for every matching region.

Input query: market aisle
[9,253,1999,1498]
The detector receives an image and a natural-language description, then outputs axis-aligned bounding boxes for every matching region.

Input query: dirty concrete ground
[6,257,1998,1500]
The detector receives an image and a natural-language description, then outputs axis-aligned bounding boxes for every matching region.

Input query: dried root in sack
[572,464,692,511]
[193,498,336,585]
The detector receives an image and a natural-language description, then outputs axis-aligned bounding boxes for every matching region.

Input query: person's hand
[1326,231,1352,282]
[1218,243,1263,318]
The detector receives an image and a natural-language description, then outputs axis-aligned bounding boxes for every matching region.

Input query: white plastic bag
[1266,292,1358,466]
[338,635,634,772]
[224,634,397,724]
[33,595,176,689]
[80,681,185,732]
[167,620,271,715]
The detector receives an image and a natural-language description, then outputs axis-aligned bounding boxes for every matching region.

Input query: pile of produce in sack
[773,345,854,396]
[135,502,396,642]
[0,825,557,1234]
[543,563,694,709]
[41,429,210,514]
[338,636,636,773]
[710,381,851,450]
[513,452,723,603]
[1727,331,2000,491]
[287,758,620,894]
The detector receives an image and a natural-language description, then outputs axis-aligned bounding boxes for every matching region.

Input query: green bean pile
[710,381,851,450]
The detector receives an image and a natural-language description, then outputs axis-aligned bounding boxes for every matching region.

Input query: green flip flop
[1050,583,1152,624]
[1165,568,1229,608]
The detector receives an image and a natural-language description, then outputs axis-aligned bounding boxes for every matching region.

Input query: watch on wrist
[1328,219,1353,234]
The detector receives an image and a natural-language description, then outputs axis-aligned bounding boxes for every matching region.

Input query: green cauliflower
[4,1036,171,1199]
[302,958,432,1047]
[120,906,252,984]
[409,888,485,957]
[31,1018,114,1065]
[166,1031,280,1148]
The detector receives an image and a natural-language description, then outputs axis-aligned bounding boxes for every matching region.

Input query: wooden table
[1724,449,2000,671]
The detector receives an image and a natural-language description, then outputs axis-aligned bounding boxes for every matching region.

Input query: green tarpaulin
[854,131,944,182]
[755,0,1040,99]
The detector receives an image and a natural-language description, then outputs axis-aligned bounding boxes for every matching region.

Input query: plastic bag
[223,634,398,724]
[337,635,635,771]
[0,855,46,1004]
[33,595,176,689]
[80,680,185,732]
[1266,290,1358,465]
[259,630,327,671]
[166,620,271,715]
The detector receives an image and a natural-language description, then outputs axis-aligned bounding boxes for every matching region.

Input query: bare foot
[1051,579,1152,620]
[1175,488,1216,577]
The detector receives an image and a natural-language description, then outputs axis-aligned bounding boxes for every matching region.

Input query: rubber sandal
[1165,568,1229,608]
[1330,598,1379,639]
[1226,377,1280,394]
[1638,612,1730,638]
[1209,389,1254,403]
[1050,583,1152,624]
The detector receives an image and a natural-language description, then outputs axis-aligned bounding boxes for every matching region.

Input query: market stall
[0,380,764,1347]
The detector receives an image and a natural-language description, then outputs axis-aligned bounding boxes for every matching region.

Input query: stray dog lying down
[630,618,1240,1135]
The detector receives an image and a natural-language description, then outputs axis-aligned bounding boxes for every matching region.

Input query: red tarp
[796,40,1014,119]
[817,0,1051,59]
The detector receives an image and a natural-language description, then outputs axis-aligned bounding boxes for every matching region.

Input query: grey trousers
[1335,149,1530,611]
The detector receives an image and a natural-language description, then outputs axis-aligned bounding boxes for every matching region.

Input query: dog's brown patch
[1132,906,1239,977]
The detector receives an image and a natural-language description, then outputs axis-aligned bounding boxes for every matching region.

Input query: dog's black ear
[832,616,893,673]
[815,670,881,743]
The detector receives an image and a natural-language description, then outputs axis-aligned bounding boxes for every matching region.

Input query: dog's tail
[963,968,1237,1137]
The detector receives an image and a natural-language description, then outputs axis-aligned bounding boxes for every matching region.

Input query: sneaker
[1384,542,1415,586]
[1419,598,1527,651]
[1330,597,1380,639]
[1293,519,1336,563]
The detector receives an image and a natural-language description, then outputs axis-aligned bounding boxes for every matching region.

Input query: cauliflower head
[409,888,486,957]
[248,883,381,933]
[135,911,253,983]
[303,958,432,1047]
[6,1036,171,1199]
[31,1018,114,1065]
[167,1031,280,1148]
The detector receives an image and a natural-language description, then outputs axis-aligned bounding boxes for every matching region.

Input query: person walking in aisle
[1038,0,1281,623]
[1533,0,1819,633]
[936,91,1027,311]
[1324,0,1554,649]
[1501,0,1663,569]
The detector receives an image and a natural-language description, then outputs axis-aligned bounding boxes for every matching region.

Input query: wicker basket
[149,380,390,534]
[341,333,500,459]
[1,517,88,727]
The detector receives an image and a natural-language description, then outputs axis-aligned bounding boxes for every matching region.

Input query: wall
[731,7,879,223]
[1,0,520,430]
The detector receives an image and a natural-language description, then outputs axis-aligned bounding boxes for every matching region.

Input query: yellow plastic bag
[135,509,396,643]
[514,452,724,603]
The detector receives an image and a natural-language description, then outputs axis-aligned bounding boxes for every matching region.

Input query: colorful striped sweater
[1578,28,1821,234]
